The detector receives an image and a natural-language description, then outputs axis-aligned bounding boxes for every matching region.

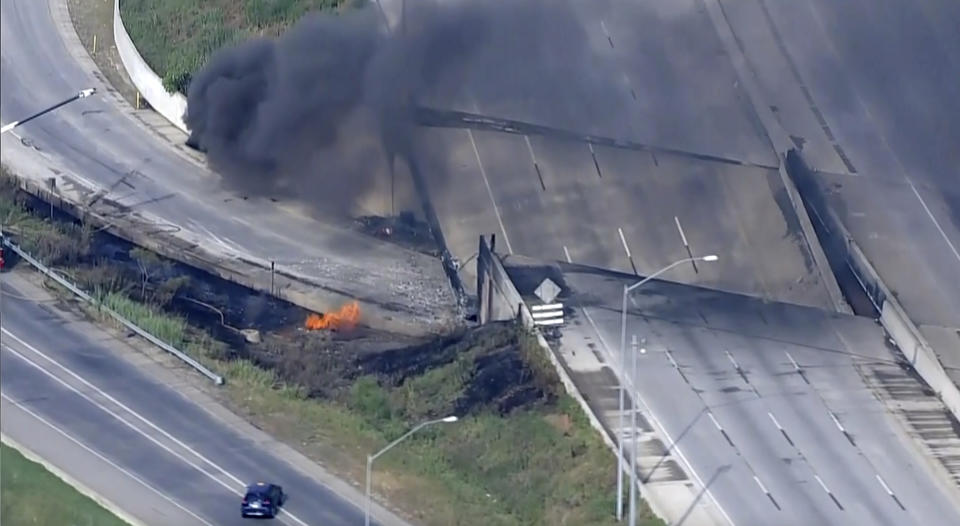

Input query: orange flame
[305,301,360,331]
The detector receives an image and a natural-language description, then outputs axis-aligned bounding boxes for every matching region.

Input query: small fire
[305,301,360,331]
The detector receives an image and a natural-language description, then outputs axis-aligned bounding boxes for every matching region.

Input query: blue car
[241,482,285,519]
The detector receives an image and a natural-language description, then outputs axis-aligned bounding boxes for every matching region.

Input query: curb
[1,432,146,526]
[476,236,680,525]
[112,0,189,132]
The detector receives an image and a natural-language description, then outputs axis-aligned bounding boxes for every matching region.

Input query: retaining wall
[477,235,613,446]
[476,234,675,523]
[113,0,189,132]
[785,150,960,422]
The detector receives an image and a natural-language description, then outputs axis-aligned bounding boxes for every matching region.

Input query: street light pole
[365,415,458,526]
[616,254,718,522]
[1,88,96,134]
[629,334,639,525]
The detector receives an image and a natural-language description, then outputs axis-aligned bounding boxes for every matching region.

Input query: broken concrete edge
[697,0,850,316]
[0,432,146,526]
[0,167,447,338]
[476,235,672,524]
[702,0,960,423]
[109,0,469,318]
[775,158,852,315]
[112,0,188,132]
[783,152,960,424]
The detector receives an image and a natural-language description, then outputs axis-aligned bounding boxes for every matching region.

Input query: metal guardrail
[1,235,224,385]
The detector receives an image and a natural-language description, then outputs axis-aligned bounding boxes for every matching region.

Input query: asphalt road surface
[717,0,960,344]
[395,0,840,311]
[0,0,457,335]
[401,0,960,357]
[541,263,960,526]
[0,272,406,526]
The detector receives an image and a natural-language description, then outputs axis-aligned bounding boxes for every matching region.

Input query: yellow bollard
[136,92,141,110]
[93,34,97,54]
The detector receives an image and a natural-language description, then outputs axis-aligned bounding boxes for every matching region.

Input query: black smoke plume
[185,0,620,213]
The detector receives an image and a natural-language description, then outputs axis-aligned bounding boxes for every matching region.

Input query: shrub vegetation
[120,0,362,93]
[1,168,663,525]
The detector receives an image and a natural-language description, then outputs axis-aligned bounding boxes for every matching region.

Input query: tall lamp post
[616,254,719,522]
[365,415,458,526]
[1,88,96,134]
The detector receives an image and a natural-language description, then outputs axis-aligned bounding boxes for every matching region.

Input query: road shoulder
[1,420,149,526]
[1,268,413,526]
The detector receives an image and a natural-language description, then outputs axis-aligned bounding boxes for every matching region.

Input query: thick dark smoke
[185,0,620,213]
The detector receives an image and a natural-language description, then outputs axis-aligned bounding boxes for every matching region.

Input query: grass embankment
[0,171,662,526]
[0,443,129,526]
[120,0,360,93]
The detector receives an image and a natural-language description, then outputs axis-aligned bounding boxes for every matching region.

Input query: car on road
[241,482,285,519]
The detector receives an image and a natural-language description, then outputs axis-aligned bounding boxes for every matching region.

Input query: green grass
[120,0,361,92]
[96,290,189,347]
[1,168,664,526]
[0,443,130,526]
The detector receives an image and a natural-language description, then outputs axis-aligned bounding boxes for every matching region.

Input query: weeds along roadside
[0,443,130,526]
[0,169,663,526]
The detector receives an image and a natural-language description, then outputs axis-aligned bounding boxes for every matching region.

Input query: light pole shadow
[674,465,730,526]
[640,407,707,484]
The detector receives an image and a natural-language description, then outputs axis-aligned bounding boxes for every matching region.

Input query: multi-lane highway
[403,0,960,370]
[0,271,408,526]
[704,0,960,366]
[541,263,960,526]
[0,0,458,336]
[3,0,958,524]
[398,0,842,312]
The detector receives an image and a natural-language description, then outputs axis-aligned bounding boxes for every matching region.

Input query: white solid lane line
[466,128,514,255]
[0,328,310,526]
[577,307,736,526]
[1,345,243,497]
[617,227,632,259]
[674,216,689,247]
[0,393,215,526]
[908,181,960,263]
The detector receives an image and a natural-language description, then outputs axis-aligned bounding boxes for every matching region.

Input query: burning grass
[1,170,661,526]
[304,300,360,331]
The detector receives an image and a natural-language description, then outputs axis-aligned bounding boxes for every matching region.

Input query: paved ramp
[496,256,960,526]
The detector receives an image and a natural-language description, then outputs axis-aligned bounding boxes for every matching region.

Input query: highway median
[0,441,134,526]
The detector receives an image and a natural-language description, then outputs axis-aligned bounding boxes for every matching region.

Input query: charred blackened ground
[246,322,560,417]
[2,178,559,420]
[355,212,438,255]
[1,170,647,526]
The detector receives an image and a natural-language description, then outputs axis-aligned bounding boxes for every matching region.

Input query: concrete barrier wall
[113,0,189,132]
[477,234,524,323]
[476,234,674,522]
[776,158,851,314]
[477,235,612,447]
[785,150,960,422]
